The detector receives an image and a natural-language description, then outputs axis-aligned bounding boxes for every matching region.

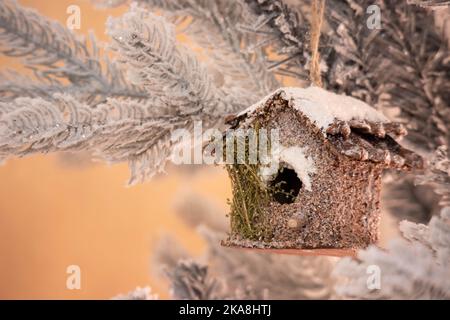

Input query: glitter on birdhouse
[222,87,424,253]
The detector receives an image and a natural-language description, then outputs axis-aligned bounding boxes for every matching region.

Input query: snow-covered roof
[238,86,388,134]
[231,87,423,170]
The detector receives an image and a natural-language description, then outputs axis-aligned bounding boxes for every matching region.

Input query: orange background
[0,0,230,299]
[0,0,397,300]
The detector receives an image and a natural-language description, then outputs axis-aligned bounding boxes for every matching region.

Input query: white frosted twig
[0,0,147,104]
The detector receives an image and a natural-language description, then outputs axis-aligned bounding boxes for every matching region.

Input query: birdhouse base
[221,240,358,258]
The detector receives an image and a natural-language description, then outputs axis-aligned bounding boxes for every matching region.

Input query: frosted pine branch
[334,239,450,299]
[416,146,450,206]
[200,226,336,299]
[0,94,179,183]
[0,71,66,101]
[383,175,440,223]
[172,191,228,233]
[243,0,312,82]
[0,3,249,183]
[0,71,129,104]
[92,0,127,9]
[334,147,450,299]
[113,286,159,300]
[336,209,450,298]
[407,0,450,8]
[166,259,266,300]
[335,208,450,299]
[245,0,450,149]
[326,1,450,149]
[135,0,279,105]
[166,260,224,300]
[0,0,147,104]
[106,5,240,118]
[152,191,336,300]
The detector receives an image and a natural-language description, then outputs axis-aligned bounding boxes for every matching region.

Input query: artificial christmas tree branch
[408,0,450,8]
[0,0,147,105]
[335,147,450,299]
[0,2,245,183]
[0,0,449,300]
[135,0,280,105]
[245,0,450,150]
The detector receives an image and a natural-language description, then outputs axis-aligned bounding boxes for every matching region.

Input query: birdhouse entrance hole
[269,167,302,204]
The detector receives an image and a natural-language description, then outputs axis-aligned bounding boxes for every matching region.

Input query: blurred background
[0,0,230,299]
[0,0,399,299]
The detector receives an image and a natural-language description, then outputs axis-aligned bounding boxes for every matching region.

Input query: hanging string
[309,0,325,87]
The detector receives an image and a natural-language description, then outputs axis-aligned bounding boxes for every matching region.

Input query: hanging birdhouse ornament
[222,87,423,255]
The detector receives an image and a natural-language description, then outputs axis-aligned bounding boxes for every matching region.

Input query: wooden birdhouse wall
[226,96,384,249]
